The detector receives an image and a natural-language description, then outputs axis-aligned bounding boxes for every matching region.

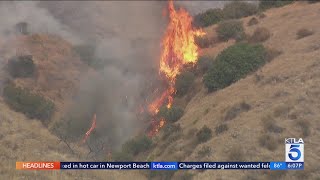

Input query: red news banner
[16,162,60,170]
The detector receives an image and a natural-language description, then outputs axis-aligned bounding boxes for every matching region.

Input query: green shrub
[122,135,152,156]
[216,20,245,41]
[175,71,195,96]
[249,27,271,43]
[259,0,294,10]
[204,43,267,92]
[3,84,55,122]
[223,1,258,19]
[193,8,224,27]
[197,56,213,73]
[158,106,184,123]
[8,55,35,78]
[215,124,229,135]
[196,125,213,143]
[296,28,314,39]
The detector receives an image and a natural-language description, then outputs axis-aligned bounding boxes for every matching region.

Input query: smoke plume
[0,1,225,150]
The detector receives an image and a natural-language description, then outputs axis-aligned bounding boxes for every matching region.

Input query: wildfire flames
[147,1,205,136]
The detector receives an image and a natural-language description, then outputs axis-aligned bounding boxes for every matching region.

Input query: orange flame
[148,0,204,114]
[82,114,97,144]
[147,0,204,136]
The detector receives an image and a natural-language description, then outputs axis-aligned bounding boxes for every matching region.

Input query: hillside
[148,1,320,179]
[0,34,146,179]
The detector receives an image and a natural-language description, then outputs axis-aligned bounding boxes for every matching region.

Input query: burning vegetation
[146,1,205,136]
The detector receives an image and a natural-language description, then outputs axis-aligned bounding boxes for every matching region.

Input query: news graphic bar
[16,162,60,170]
[16,162,304,170]
[270,162,304,170]
[151,162,178,170]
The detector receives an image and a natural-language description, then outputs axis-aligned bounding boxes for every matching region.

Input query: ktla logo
[285,138,304,162]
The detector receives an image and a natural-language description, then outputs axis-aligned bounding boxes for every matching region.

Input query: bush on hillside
[259,0,294,10]
[8,55,35,78]
[158,106,184,123]
[122,135,152,156]
[203,43,267,92]
[162,123,181,139]
[175,71,195,96]
[225,102,251,121]
[195,36,215,49]
[215,124,229,135]
[197,55,214,73]
[223,1,258,19]
[216,20,245,41]
[3,84,55,122]
[296,28,314,39]
[193,8,224,28]
[258,13,267,19]
[247,17,259,26]
[249,27,271,43]
[196,125,213,143]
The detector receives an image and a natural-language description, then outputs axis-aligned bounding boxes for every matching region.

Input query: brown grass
[224,102,251,121]
[273,104,291,118]
[228,147,244,161]
[296,120,311,137]
[258,134,279,151]
[261,115,284,133]
[197,145,212,158]
[249,27,271,43]
[265,48,282,62]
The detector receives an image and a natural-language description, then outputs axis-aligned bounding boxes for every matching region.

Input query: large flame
[146,1,204,136]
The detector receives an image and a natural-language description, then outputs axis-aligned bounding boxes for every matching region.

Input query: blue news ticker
[151,162,178,170]
[60,162,304,170]
[270,162,304,170]
[58,162,296,170]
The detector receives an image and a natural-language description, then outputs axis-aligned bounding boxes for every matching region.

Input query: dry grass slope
[149,2,320,179]
[0,35,146,179]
